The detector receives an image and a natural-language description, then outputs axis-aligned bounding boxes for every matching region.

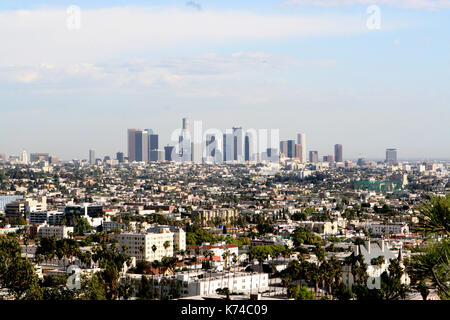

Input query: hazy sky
[0,0,449,161]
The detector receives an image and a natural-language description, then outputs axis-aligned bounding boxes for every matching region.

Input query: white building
[341,240,410,289]
[117,226,185,261]
[146,271,269,298]
[37,224,74,239]
[363,222,409,236]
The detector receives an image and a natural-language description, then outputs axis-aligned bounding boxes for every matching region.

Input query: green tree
[288,285,316,300]
[0,235,43,300]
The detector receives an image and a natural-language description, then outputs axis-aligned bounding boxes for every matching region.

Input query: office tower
[386,148,397,164]
[134,130,149,162]
[0,154,5,163]
[309,151,318,163]
[103,156,111,163]
[149,133,159,162]
[244,131,258,162]
[287,140,295,158]
[149,134,159,151]
[127,129,139,162]
[279,141,288,158]
[164,146,174,161]
[323,155,334,162]
[21,150,28,164]
[206,134,223,163]
[116,152,124,163]
[297,133,307,163]
[223,132,234,162]
[232,127,244,163]
[334,144,343,162]
[179,118,191,162]
[206,134,216,158]
[191,141,202,163]
[89,149,96,165]
[295,144,302,161]
[182,118,189,131]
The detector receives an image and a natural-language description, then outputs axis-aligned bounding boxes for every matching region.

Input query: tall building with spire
[21,150,28,164]
[178,118,191,162]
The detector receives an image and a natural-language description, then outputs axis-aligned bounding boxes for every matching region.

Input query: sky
[0,0,449,161]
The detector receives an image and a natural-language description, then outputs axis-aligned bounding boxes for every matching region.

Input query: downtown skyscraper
[334,144,343,163]
[297,133,306,163]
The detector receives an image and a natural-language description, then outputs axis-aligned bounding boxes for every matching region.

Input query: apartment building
[117,226,185,261]
[37,224,74,240]
[148,271,269,298]
[191,208,239,227]
[362,222,409,235]
[295,221,339,235]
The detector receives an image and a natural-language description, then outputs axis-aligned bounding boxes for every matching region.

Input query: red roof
[197,256,222,261]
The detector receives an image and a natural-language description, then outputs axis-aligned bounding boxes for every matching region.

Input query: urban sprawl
[0,118,449,301]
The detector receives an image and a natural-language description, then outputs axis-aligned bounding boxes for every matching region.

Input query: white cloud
[16,72,39,83]
[284,0,450,10]
[0,7,372,66]
[0,53,334,90]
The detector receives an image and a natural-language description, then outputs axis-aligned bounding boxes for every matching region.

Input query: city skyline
[1,1,449,160]
[2,118,448,163]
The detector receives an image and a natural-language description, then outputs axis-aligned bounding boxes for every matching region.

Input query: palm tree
[152,244,157,260]
[163,241,170,258]
[222,249,231,270]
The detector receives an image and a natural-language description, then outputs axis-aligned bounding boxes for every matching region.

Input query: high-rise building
[334,144,343,162]
[297,133,307,163]
[287,140,295,158]
[164,146,174,161]
[205,134,223,163]
[244,131,258,162]
[0,154,5,163]
[127,129,138,162]
[295,144,302,161]
[182,118,189,131]
[149,134,159,151]
[21,150,28,164]
[191,141,203,163]
[223,132,234,162]
[89,149,96,165]
[148,133,159,162]
[232,127,244,163]
[309,151,319,163]
[280,141,288,158]
[178,118,191,162]
[323,155,334,162]
[116,152,124,163]
[134,130,149,162]
[386,148,398,164]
